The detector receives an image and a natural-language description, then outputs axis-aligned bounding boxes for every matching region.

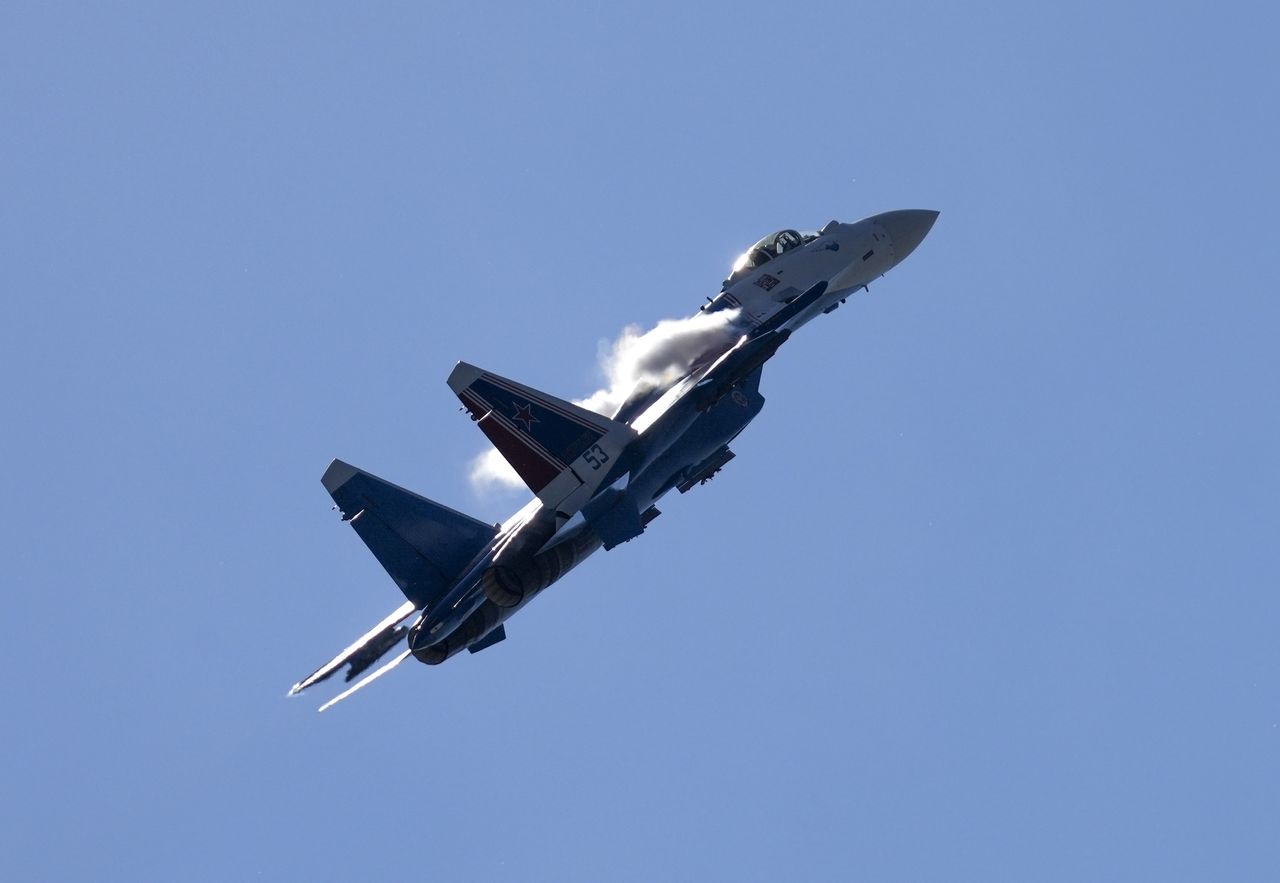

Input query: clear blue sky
[3,2,1277,880]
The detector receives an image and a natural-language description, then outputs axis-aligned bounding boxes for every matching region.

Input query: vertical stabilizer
[448,362,638,514]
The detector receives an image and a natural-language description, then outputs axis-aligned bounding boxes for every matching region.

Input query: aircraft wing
[288,600,415,696]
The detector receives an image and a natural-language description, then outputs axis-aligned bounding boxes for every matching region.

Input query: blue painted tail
[322,460,497,608]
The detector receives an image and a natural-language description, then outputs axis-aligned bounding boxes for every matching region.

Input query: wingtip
[321,459,359,493]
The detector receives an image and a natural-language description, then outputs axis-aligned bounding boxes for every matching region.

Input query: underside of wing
[288,600,416,696]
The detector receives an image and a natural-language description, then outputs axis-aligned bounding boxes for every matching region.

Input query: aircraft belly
[632,377,764,507]
[412,551,497,646]
[630,397,704,478]
[408,516,607,663]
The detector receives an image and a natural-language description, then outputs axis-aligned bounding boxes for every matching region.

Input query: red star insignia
[512,402,539,432]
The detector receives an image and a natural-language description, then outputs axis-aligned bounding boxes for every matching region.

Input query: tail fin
[448,362,638,514]
[322,459,497,608]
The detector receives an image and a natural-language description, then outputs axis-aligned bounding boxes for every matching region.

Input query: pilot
[773,230,802,255]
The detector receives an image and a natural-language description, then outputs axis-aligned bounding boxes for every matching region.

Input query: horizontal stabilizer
[449,362,637,514]
[323,460,497,608]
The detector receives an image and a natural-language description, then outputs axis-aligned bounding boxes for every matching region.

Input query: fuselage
[405,210,939,664]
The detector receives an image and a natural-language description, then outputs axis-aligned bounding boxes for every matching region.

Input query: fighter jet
[289,209,939,710]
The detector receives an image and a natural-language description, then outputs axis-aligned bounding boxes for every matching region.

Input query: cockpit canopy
[723,229,814,288]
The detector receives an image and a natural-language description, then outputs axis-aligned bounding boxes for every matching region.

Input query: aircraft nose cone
[877,209,939,265]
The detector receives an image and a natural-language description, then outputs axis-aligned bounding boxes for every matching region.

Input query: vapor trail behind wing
[317,648,412,713]
[469,309,743,493]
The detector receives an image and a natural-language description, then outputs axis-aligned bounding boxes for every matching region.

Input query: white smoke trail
[468,309,744,494]
[469,448,523,494]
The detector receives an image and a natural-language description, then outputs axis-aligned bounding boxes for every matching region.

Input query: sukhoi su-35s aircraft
[290,209,939,710]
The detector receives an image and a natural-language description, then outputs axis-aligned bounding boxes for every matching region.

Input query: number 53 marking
[583,444,610,470]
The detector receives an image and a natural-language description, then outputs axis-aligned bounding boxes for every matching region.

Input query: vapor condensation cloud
[468,310,743,494]
[469,448,523,494]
